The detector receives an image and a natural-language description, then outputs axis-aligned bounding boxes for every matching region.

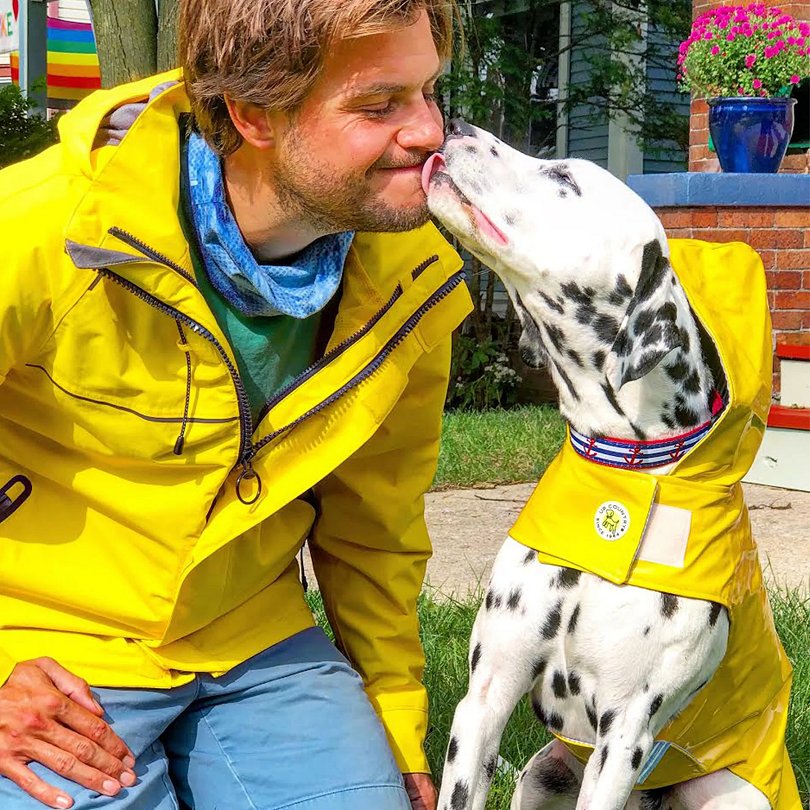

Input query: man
[0,1,471,808]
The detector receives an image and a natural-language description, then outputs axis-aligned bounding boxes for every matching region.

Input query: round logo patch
[594,501,630,541]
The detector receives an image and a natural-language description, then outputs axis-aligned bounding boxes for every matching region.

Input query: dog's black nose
[446,118,476,139]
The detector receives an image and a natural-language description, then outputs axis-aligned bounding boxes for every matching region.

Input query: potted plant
[678,3,810,172]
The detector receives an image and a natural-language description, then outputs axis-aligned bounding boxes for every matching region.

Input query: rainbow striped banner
[9,13,100,107]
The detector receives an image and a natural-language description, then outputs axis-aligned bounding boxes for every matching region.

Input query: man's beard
[273,136,431,234]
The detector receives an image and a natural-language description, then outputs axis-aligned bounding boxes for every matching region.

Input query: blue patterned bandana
[182,131,353,318]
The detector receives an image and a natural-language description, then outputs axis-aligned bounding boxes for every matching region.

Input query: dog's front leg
[437,538,547,810]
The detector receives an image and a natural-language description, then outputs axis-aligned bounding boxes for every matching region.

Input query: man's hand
[0,657,137,809]
[403,772,437,810]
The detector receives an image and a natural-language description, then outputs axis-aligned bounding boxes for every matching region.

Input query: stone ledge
[627,172,810,208]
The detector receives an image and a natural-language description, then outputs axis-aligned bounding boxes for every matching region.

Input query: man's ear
[224,97,276,150]
[605,240,683,391]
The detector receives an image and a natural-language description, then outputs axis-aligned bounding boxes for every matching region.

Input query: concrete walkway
[423,482,810,598]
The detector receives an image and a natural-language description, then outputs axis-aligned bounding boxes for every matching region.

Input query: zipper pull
[236,459,263,505]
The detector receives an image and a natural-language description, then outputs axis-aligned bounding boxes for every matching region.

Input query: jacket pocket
[0,475,32,524]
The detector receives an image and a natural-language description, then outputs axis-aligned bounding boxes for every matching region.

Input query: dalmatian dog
[422,120,772,810]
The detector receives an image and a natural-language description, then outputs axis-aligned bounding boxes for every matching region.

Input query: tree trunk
[157,0,181,73]
[89,0,157,88]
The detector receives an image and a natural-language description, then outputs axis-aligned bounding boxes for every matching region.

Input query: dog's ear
[605,241,683,391]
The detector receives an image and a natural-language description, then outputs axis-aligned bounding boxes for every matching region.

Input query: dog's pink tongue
[421,153,446,195]
[472,207,509,246]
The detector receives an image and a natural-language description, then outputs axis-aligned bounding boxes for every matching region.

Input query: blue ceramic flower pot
[708,97,797,173]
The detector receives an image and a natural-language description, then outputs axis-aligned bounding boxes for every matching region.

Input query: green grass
[308,588,810,808]
[434,406,566,490]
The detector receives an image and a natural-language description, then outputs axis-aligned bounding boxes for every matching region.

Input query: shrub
[677,4,810,98]
[0,84,59,169]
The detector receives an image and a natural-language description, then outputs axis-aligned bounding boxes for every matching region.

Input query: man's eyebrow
[346,69,443,101]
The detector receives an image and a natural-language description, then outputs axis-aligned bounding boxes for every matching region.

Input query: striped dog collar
[569,394,724,470]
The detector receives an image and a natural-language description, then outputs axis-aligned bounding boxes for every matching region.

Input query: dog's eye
[545,165,582,197]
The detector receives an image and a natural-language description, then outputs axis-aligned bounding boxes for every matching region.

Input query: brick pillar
[688,0,810,173]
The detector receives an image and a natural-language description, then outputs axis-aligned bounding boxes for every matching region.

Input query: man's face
[269,9,444,233]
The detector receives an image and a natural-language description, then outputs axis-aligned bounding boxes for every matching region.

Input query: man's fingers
[32,659,102,716]
[0,759,74,809]
[25,739,126,799]
[53,699,134,764]
[44,724,137,786]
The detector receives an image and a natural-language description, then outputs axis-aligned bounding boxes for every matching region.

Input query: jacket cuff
[368,691,431,774]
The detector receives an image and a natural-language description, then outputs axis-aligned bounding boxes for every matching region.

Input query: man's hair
[179,0,458,156]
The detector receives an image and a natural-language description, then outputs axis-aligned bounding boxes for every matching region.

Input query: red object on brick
[767,406,810,430]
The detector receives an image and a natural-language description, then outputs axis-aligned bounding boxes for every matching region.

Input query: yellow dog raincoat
[510,240,800,809]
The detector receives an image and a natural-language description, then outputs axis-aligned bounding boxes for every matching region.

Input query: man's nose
[398,101,444,152]
[446,119,476,139]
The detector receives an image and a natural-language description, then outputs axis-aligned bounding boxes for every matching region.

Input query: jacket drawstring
[174,321,192,455]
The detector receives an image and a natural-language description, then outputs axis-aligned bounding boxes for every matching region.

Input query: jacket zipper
[96,252,460,502]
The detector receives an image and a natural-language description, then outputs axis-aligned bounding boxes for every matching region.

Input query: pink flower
[704,30,714,39]
[727,32,736,41]
[790,74,801,83]
[800,22,810,36]
[753,78,763,88]
[745,53,756,67]
[711,45,721,54]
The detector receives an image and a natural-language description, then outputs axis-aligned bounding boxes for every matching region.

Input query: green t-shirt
[180,208,325,426]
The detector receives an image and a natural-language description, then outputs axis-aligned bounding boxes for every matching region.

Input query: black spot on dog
[599,709,616,735]
[592,349,606,368]
[556,568,581,589]
[546,711,564,731]
[541,292,565,314]
[599,745,609,773]
[567,603,581,634]
[541,599,564,639]
[611,328,631,357]
[545,323,565,353]
[640,787,670,810]
[507,588,522,611]
[635,242,669,303]
[576,302,596,325]
[660,593,679,618]
[664,356,689,381]
[532,658,547,680]
[642,323,663,346]
[504,212,516,226]
[567,672,581,696]
[552,671,567,699]
[643,683,650,693]
[485,590,495,610]
[608,274,633,306]
[493,594,503,609]
[523,549,537,564]
[649,693,664,718]
[553,360,581,402]
[561,281,593,305]
[674,401,699,427]
[631,747,644,770]
[447,736,458,763]
[662,413,675,430]
[586,699,598,732]
[535,758,577,794]
[659,302,677,322]
[631,421,647,441]
[567,348,584,367]
[490,146,499,157]
[465,144,477,154]
[709,601,723,627]
[544,165,582,197]
[593,314,620,344]
[451,780,469,810]
[679,327,691,353]
[471,642,482,673]
[601,382,626,417]
[532,696,547,725]
[633,309,655,336]
[558,188,568,199]
[485,756,497,779]
[683,369,701,394]
[643,625,651,636]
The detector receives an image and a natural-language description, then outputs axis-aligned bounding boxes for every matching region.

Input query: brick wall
[688,0,810,174]
[656,206,810,395]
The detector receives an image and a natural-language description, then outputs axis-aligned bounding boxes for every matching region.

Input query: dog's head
[423,121,684,395]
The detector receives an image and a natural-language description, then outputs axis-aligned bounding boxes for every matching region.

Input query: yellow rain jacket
[511,240,799,808]
[0,72,472,774]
